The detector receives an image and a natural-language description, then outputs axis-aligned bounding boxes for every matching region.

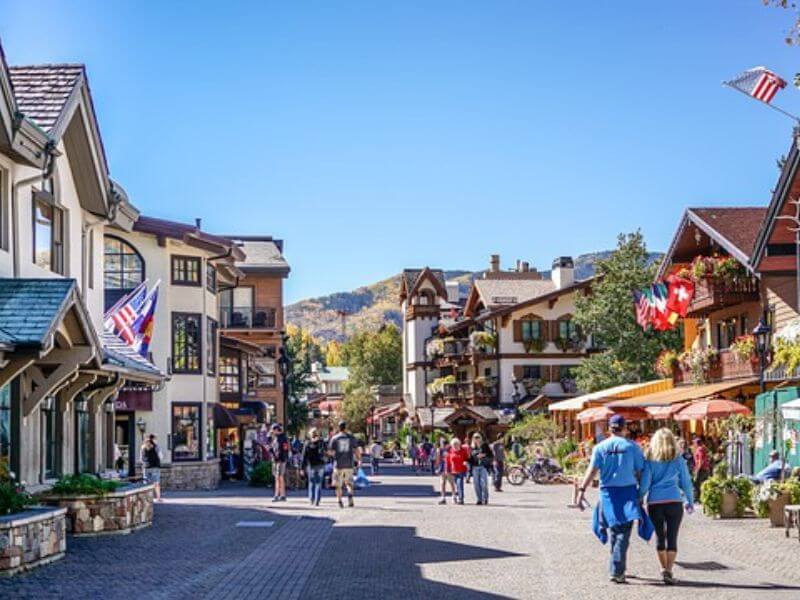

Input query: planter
[41,483,154,536]
[0,506,66,576]
[769,493,791,528]
[720,492,740,518]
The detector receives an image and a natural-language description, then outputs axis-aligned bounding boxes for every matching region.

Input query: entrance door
[114,412,135,478]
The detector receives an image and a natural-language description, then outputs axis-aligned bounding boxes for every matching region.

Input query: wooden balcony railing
[673,348,759,385]
[686,277,759,317]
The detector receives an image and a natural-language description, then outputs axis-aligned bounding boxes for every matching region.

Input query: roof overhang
[220,335,264,356]
[476,277,595,322]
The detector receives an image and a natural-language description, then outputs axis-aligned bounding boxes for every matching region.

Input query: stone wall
[160,460,220,491]
[0,507,66,576]
[43,483,154,535]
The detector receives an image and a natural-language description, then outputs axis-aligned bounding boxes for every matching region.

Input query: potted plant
[427,374,455,396]
[523,338,545,353]
[679,347,719,385]
[470,330,497,352]
[426,338,445,358]
[730,334,757,364]
[700,467,753,518]
[0,471,33,517]
[753,479,800,527]
[655,349,679,378]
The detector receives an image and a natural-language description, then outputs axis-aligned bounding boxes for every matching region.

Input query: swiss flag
[666,276,695,318]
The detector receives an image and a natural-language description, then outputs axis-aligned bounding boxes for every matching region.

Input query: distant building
[305,363,349,436]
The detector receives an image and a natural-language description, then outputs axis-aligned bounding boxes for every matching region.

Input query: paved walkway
[2,463,800,599]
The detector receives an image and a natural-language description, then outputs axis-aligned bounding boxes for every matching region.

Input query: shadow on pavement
[629,575,800,591]
[301,523,523,599]
[675,560,729,571]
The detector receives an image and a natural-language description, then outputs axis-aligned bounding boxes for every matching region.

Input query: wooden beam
[0,356,35,389]
[57,373,97,413]
[23,347,93,416]
[89,378,124,415]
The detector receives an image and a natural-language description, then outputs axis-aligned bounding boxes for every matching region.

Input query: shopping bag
[354,467,370,489]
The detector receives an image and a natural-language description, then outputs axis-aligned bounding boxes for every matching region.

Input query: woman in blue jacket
[639,428,694,585]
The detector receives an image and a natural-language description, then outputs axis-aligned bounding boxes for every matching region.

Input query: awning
[674,399,751,421]
[549,380,671,412]
[241,400,270,422]
[319,400,341,413]
[214,404,239,428]
[576,405,648,423]
[607,378,757,408]
[644,403,689,419]
[782,398,800,421]
[371,402,405,421]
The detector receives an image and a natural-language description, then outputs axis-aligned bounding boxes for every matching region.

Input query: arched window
[104,235,145,311]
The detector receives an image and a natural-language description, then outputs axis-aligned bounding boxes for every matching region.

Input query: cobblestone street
[2,463,800,599]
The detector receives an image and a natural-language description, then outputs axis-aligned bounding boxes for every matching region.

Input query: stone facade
[160,460,220,491]
[42,483,154,535]
[0,507,67,576]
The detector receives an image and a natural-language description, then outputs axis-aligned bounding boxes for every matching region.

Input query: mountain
[286,252,661,341]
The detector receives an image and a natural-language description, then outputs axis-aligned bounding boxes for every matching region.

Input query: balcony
[686,277,759,317]
[431,339,496,367]
[219,306,277,329]
[440,378,498,405]
[672,348,759,385]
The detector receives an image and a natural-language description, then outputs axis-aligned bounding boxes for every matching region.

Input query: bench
[784,504,800,542]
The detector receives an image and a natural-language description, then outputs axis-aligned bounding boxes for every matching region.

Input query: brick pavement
[2,463,800,599]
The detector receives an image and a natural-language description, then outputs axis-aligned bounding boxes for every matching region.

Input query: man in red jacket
[445,437,470,505]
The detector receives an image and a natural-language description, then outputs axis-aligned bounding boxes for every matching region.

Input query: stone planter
[769,493,791,528]
[0,506,66,576]
[719,491,740,518]
[41,483,154,536]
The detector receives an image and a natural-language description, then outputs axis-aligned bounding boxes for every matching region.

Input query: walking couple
[576,415,693,585]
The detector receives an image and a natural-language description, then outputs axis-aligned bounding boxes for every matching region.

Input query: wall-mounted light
[136,417,147,435]
[103,402,114,414]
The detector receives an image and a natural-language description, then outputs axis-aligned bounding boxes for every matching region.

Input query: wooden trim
[496,352,586,359]
[170,255,202,287]
[23,347,93,416]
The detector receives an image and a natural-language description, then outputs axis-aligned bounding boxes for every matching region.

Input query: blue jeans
[472,466,489,504]
[307,465,324,504]
[609,522,633,577]
[454,473,466,503]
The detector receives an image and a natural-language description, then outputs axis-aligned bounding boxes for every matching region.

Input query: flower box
[41,482,154,536]
[0,506,66,576]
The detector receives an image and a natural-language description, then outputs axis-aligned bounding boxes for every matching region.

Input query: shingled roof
[8,64,84,133]
[688,207,766,260]
[223,236,290,275]
[102,331,163,382]
[473,278,555,309]
[0,278,79,348]
[400,268,446,299]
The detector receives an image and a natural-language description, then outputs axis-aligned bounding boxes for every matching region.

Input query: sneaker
[609,575,626,584]
[348,495,354,508]
[338,499,344,508]
[279,496,287,502]
[272,496,280,503]
[662,570,675,585]
[476,501,483,505]
[438,498,447,505]
[315,500,321,506]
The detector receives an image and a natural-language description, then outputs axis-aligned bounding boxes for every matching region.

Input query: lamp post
[753,318,775,453]
[429,402,436,440]
[278,334,292,429]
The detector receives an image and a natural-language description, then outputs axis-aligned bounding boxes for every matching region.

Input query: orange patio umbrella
[577,405,648,423]
[673,399,751,421]
[644,402,690,420]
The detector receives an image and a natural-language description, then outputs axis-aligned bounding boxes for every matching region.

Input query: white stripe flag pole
[723,66,800,123]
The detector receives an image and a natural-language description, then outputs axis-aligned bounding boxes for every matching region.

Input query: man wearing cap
[576,415,646,584]
[328,420,362,508]
[270,423,290,502]
[751,450,787,484]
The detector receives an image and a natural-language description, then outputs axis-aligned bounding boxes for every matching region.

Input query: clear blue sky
[3,1,800,303]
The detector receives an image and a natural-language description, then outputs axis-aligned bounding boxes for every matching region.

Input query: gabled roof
[477,277,595,321]
[315,365,350,382]
[8,64,83,134]
[0,278,99,357]
[399,267,448,300]
[656,207,766,279]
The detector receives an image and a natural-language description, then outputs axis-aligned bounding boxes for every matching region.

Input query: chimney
[521,261,530,273]
[195,217,202,230]
[445,281,460,303]
[515,259,522,272]
[490,254,500,273]
[552,256,574,289]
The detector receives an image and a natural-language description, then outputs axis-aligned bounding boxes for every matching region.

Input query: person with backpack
[302,428,327,506]
[140,434,163,502]
[328,420,362,508]
[271,423,290,502]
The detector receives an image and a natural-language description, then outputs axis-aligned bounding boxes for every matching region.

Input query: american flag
[104,282,147,345]
[725,67,787,104]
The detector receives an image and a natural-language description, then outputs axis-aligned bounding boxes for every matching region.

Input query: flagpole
[103,279,149,320]
[722,82,800,123]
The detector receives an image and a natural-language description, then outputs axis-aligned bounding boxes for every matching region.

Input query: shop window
[219,356,240,393]
[0,384,10,471]
[207,317,218,375]
[172,313,202,374]
[104,235,145,310]
[75,400,92,474]
[251,357,276,388]
[171,255,201,286]
[172,403,201,461]
[41,397,59,480]
[33,196,64,274]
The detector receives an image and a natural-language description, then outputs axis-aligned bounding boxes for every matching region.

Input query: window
[103,236,144,310]
[220,287,255,327]
[207,317,218,375]
[206,415,215,460]
[219,356,240,393]
[521,319,542,341]
[172,403,201,461]
[0,168,7,251]
[172,313,202,374]
[171,255,201,286]
[0,384,10,470]
[42,397,59,479]
[33,197,64,274]
[522,365,542,380]
[87,230,95,289]
[75,399,91,473]
[250,357,276,389]
[558,319,580,341]
[206,263,217,293]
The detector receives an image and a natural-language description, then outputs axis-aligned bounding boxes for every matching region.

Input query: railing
[441,379,498,404]
[219,306,277,329]
[673,348,759,385]
[687,277,759,317]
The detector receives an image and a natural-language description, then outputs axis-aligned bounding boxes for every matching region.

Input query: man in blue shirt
[751,450,787,484]
[577,415,645,584]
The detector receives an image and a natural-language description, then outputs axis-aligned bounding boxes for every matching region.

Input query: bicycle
[506,459,568,485]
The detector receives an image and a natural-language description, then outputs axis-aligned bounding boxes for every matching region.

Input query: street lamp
[428,402,436,439]
[278,334,292,429]
[753,318,771,395]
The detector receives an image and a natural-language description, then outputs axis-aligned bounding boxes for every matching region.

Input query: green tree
[283,324,323,434]
[340,386,373,435]
[573,231,682,392]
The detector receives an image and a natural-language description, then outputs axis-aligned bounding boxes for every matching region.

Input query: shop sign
[115,389,153,411]
[454,417,476,426]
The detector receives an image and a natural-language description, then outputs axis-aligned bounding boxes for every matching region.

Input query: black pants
[647,502,684,552]
[493,462,504,490]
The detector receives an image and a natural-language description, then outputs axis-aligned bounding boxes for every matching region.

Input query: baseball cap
[271,423,282,431]
[338,420,347,430]
[609,414,626,429]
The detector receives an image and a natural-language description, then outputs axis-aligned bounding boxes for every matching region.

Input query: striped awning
[606,378,757,408]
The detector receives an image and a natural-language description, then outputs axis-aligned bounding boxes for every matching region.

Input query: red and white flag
[725,67,787,104]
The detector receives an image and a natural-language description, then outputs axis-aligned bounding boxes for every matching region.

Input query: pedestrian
[140,434,163,502]
[370,439,383,475]
[750,450,787,484]
[417,445,428,475]
[691,437,710,499]
[302,428,327,506]
[678,438,694,473]
[491,434,506,492]
[446,437,469,504]
[271,423,289,502]
[639,428,694,585]
[328,420,361,508]
[468,433,493,505]
[576,415,649,584]
[437,439,456,504]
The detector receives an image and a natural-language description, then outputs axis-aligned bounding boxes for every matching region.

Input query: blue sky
[3,1,800,303]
